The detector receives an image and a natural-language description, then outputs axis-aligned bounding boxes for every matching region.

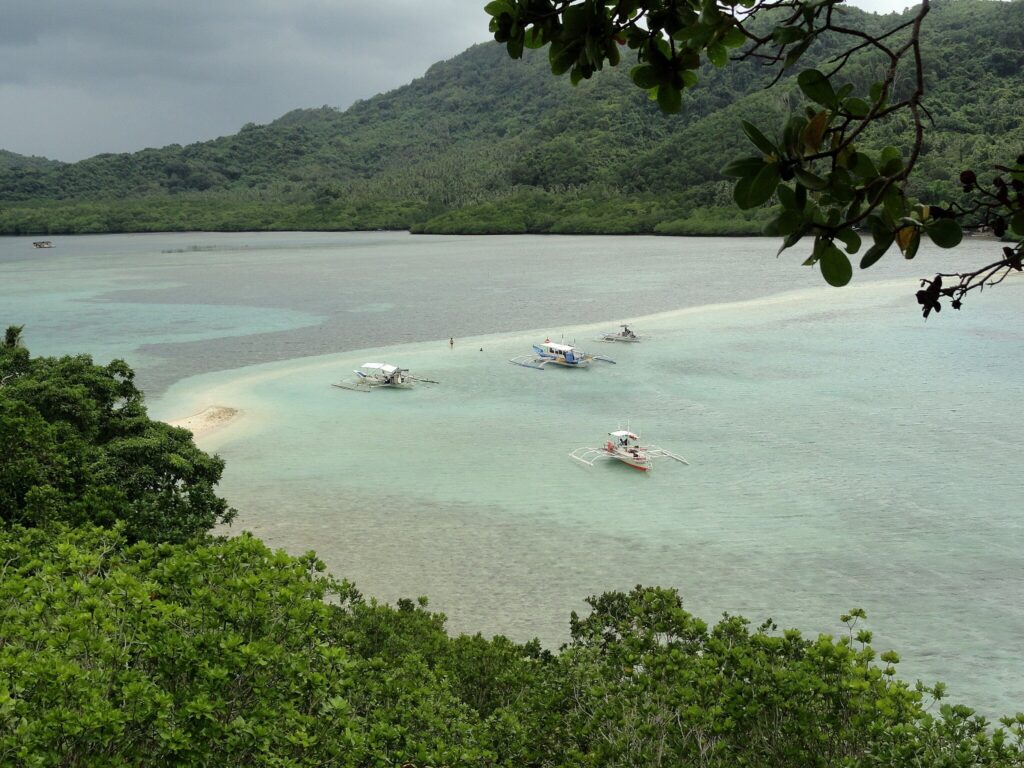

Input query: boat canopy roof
[610,430,639,439]
[540,342,576,352]
[361,362,399,373]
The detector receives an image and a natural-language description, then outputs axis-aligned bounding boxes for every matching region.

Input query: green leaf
[772,26,806,44]
[797,69,838,108]
[734,163,780,209]
[606,41,621,66]
[903,227,921,259]
[851,152,879,179]
[883,186,906,220]
[783,115,809,155]
[896,226,920,258]
[807,235,827,265]
[681,69,698,88]
[868,214,890,243]
[550,43,577,75]
[707,42,727,68]
[843,97,871,118]
[524,27,546,49]
[783,38,812,68]
[793,167,829,190]
[721,157,767,178]
[880,145,903,175]
[763,209,804,236]
[1011,211,1024,235]
[881,158,903,176]
[880,146,901,165]
[859,235,893,269]
[777,230,804,255]
[562,4,587,35]
[631,65,660,89]
[834,228,862,254]
[484,0,513,16]
[777,183,798,210]
[819,243,853,286]
[741,121,777,157]
[802,110,829,153]
[925,219,963,248]
[657,84,683,113]
[721,27,747,48]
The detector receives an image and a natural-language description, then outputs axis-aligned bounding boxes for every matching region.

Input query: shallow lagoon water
[3,232,1022,717]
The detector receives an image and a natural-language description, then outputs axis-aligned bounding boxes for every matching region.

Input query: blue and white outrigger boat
[509,340,615,370]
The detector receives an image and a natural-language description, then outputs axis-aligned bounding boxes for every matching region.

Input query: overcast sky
[0,0,915,162]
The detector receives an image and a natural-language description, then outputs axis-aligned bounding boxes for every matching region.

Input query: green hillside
[0,0,1021,235]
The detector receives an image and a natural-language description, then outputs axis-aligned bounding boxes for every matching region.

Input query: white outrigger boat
[570,430,688,471]
[332,362,437,392]
[509,340,616,370]
[600,324,641,342]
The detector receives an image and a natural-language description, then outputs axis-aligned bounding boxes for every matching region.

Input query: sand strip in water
[166,406,240,438]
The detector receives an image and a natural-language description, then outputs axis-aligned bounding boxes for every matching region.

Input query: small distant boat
[32,241,54,249]
[570,430,688,472]
[600,324,641,342]
[509,340,616,370]
[332,362,437,392]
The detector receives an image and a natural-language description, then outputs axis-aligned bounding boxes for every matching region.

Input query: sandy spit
[165,406,240,438]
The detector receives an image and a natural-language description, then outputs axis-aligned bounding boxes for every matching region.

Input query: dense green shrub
[0,341,234,542]
[0,525,1021,767]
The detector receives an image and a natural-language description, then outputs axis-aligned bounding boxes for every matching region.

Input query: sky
[0,0,915,162]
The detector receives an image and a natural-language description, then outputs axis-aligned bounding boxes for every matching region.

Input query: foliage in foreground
[0,524,1021,767]
[485,0,1024,311]
[0,339,234,543]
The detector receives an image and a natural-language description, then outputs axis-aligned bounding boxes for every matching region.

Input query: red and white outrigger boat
[569,430,688,472]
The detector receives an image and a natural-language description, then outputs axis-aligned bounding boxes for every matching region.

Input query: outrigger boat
[332,362,437,392]
[600,324,641,342]
[570,430,688,471]
[509,340,616,370]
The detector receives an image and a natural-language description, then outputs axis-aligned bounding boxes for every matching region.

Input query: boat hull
[605,447,649,470]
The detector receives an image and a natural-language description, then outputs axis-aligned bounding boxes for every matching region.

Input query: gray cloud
[0,0,491,160]
[0,0,910,162]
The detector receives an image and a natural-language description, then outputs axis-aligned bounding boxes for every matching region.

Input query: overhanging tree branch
[485,0,1023,313]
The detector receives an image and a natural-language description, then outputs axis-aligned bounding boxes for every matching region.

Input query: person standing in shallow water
[449,337,454,349]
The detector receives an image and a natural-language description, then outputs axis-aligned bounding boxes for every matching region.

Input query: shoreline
[165,405,240,438]
[150,278,914,447]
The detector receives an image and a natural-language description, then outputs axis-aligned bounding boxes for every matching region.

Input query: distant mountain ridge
[0,150,61,173]
[1,0,1021,235]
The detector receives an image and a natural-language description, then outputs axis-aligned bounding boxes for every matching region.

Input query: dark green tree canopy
[0,334,235,542]
[1,525,1021,766]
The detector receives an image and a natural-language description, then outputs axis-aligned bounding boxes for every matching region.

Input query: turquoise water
[2,232,1022,716]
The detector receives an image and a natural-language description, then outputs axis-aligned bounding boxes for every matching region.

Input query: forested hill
[1,0,1022,235]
